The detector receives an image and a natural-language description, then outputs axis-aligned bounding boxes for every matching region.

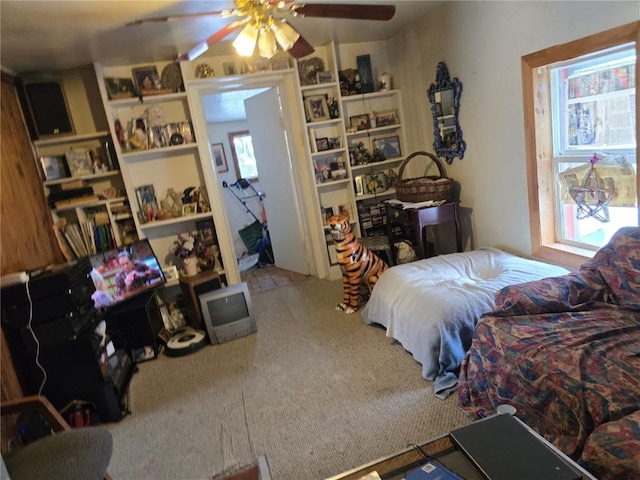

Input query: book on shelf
[53,195,99,208]
[59,179,85,190]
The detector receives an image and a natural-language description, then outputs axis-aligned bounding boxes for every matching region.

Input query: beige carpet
[105,277,470,479]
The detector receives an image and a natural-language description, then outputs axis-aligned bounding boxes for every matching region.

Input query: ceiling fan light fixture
[258,28,278,58]
[186,41,210,61]
[233,23,259,57]
[272,20,300,51]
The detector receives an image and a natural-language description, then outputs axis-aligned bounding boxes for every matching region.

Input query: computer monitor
[199,282,256,344]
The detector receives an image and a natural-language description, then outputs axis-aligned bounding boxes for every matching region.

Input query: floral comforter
[458,227,640,479]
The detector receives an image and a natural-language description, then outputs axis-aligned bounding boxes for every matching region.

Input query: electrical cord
[25,279,47,395]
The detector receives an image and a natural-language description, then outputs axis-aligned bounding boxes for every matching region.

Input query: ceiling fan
[127,0,396,62]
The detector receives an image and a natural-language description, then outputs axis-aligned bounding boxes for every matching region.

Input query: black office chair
[1,396,113,480]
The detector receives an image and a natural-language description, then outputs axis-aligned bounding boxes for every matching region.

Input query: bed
[359,248,569,398]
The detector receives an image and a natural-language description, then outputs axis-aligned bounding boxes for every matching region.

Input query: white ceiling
[0,1,441,75]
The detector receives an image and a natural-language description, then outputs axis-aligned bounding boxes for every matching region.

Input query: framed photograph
[131,66,161,93]
[328,137,342,149]
[182,203,198,215]
[271,57,291,71]
[196,219,216,244]
[253,60,272,72]
[211,143,228,173]
[40,155,70,181]
[350,114,370,131]
[373,135,402,159]
[65,148,93,177]
[375,109,399,127]
[356,54,374,93]
[223,62,237,75]
[163,265,179,283]
[305,95,330,122]
[135,185,159,214]
[316,71,334,84]
[321,206,335,225]
[354,175,364,196]
[104,77,136,99]
[316,137,330,151]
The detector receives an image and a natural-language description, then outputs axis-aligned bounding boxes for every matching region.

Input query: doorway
[190,73,314,285]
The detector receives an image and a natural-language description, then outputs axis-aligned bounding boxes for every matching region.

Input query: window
[228,130,258,181]
[522,22,639,268]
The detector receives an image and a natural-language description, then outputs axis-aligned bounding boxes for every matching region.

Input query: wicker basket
[395,151,453,203]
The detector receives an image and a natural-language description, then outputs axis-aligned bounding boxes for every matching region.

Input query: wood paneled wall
[1,72,65,405]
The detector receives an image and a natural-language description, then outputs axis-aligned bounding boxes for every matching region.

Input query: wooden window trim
[522,21,640,269]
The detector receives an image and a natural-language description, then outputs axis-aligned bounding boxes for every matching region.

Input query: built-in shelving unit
[94,61,225,278]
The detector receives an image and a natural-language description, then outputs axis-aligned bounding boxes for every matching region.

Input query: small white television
[199,282,257,344]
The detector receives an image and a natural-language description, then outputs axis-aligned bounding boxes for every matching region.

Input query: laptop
[449,414,582,480]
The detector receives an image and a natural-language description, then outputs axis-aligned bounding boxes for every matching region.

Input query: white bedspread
[360,248,569,398]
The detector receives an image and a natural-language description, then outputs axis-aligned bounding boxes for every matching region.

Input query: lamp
[258,27,278,58]
[232,23,259,57]
[272,19,300,51]
[228,1,302,59]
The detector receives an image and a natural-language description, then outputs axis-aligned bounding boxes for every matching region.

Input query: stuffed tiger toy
[327,214,389,314]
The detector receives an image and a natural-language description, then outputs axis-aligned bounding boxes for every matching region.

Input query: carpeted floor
[105,277,470,479]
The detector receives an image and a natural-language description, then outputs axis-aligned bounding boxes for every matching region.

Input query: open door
[244,89,310,275]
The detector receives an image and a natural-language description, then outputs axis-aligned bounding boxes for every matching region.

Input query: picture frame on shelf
[223,62,237,75]
[196,218,216,244]
[373,135,402,159]
[375,109,399,127]
[328,137,342,149]
[356,54,374,93]
[271,57,290,71]
[135,184,159,215]
[350,114,370,131]
[163,265,179,282]
[182,203,198,215]
[104,77,137,99]
[321,206,335,225]
[305,95,330,122]
[253,60,272,72]
[211,143,228,173]
[131,66,161,93]
[316,71,334,84]
[354,175,364,196]
[40,155,70,181]
[65,148,93,177]
[316,137,330,151]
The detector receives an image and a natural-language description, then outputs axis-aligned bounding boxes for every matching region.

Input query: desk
[327,415,596,480]
[386,201,462,261]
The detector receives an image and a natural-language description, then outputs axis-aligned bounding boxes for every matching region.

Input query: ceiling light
[232,23,259,57]
[272,20,300,51]
[258,28,278,59]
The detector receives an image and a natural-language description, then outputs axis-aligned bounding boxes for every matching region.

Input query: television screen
[88,239,165,310]
[199,282,257,344]
[204,292,249,327]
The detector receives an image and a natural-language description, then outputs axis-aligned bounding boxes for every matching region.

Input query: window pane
[551,44,636,154]
[556,158,637,249]
[550,43,637,250]
[232,134,258,180]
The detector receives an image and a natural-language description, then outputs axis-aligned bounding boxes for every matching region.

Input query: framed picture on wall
[211,143,228,173]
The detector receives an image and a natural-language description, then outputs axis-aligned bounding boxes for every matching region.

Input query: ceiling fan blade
[175,22,243,62]
[294,3,395,21]
[287,35,315,59]
[126,10,226,26]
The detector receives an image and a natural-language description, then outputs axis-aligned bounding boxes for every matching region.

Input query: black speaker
[24,81,74,138]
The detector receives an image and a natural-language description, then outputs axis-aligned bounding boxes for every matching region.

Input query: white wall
[207,120,266,257]
[387,1,638,257]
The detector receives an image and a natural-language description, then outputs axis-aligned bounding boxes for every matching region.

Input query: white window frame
[522,22,639,269]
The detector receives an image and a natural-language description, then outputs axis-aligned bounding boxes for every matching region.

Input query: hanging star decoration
[568,153,616,222]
